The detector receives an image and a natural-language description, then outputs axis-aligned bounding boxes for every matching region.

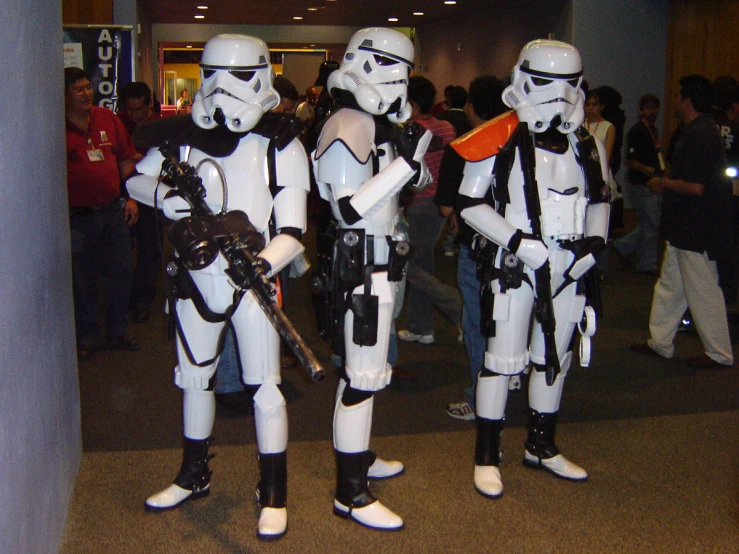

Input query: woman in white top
[584,89,616,165]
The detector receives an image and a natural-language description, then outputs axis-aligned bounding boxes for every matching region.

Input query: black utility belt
[69,197,125,216]
[335,228,411,288]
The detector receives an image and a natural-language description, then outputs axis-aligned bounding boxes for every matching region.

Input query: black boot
[334,450,376,512]
[333,450,404,530]
[173,436,213,493]
[145,436,213,511]
[257,451,287,509]
[473,417,504,498]
[523,409,587,480]
[475,417,504,467]
[523,408,559,462]
[256,451,288,541]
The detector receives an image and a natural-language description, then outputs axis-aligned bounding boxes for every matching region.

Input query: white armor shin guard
[183,389,216,440]
[528,352,571,413]
[334,396,373,453]
[476,373,510,420]
[254,383,288,454]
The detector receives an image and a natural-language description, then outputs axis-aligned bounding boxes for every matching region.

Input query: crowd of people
[64,28,737,541]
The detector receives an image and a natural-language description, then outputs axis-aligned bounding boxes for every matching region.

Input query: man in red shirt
[65,67,139,361]
[117,81,162,323]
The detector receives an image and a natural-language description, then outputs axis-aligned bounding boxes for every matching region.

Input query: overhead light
[194,14,205,19]
[413,12,424,15]
[186,45,193,48]
[388,17,398,22]
[293,16,303,20]
[197,5,208,9]
[308,7,318,10]
[444,1,457,4]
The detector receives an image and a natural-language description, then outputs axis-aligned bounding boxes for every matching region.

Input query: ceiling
[139,0,494,27]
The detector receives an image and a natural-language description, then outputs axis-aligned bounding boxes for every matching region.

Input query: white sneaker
[446,401,475,421]
[397,329,435,344]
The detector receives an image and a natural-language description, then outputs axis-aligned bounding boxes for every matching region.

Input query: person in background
[296,86,319,122]
[272,76,299,114]
[437,75,509,421]
[175,88,191,114]
[117,81,162,323]
[584,88,617,277]
[397,75,461,346]
[612,94,665,276]
[431,84,454,116]
[438,85,472,137]
[65,67,140,362]
[631,75,734,369]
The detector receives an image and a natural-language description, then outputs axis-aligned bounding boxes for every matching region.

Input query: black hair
[585,88,603,105]
[679,74,713,114]
[638,93,660,111]
[64,67,89,92]
[448,86,467,109]
[713,76,739,110]
[273,76,298,101]
[119,81,152,106]
[407,75,436,115]
[467,75,506,121]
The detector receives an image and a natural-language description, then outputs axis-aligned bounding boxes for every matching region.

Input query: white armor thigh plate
[483,277,535,374]
[174,297,227,390]
[231,291,281,387]
[343,272,396,391]
[529,246,586,366]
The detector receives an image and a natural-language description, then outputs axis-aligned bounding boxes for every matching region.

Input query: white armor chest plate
[183,134,273,234]
[506,145,587,240]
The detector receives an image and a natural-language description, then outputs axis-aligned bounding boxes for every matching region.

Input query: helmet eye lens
[229,70,255,82]
[531,77,553,87]
[203,69,216,79]
[373,54,398,67]
[568,78,580,87]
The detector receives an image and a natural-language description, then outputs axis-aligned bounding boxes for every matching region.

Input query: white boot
[367,456,404,479]
[474,465,504,498]
[257,507,288,540]
[145,483,209,511]
[523,450,588,481]
[145,436,212,511]
[333,498,404,531]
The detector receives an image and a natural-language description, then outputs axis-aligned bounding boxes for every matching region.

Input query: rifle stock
[518,125,561,386]
[160,146,326,382]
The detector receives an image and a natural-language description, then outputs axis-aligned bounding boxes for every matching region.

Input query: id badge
[87,148,105,162]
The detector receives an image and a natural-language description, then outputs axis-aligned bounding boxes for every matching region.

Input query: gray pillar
[0,1,82,552]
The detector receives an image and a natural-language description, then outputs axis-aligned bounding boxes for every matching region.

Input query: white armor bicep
[273,186,308,233]
[458,158,496,199]
[585,202,610,240]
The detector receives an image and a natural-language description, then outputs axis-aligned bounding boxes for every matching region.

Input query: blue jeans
[70,204,133,344]
[457,244,485,409]
[214,327,245,394]
[614,185,663,272]
[405,197,461,335]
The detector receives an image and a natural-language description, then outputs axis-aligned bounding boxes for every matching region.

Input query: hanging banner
[63,25,133,112]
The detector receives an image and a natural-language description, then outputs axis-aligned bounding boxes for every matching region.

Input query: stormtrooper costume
[454,40,610,498]
[127,34,309,540]
[312,28,431,530]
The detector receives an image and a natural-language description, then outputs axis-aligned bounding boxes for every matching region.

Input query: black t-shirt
[662,114,732,260]
[626,120,663,185]
[713,110,739,167]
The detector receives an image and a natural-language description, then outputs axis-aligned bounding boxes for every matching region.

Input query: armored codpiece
[517,123,560,386]
[159,145,325,382]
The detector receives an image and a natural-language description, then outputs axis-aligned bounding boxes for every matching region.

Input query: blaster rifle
[517,124,560,386]
[159,143,325,382]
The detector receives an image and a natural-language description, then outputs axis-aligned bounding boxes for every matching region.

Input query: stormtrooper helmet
[328,27,414,123]
[503,39,584,134]
[191,34,280,132]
